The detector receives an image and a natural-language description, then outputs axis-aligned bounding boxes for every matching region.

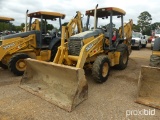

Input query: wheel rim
[16,59,26,71]
[123,51,128,64]
[102,62,109,77]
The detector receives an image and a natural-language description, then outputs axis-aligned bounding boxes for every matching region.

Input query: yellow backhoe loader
[0,11,83,76]
[0,16,14,36]
[136,37,160,109]
[20,5,133,112]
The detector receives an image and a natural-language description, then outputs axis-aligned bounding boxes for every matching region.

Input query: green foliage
[105,23,115,28]
[142,27,151,35]
[137,11,152,31]
[0,22,10,31]
[21,23,25,27]
[0,22,23,32]
[133,24,140,32]
[151,22,160,30]
[47,24,54,30]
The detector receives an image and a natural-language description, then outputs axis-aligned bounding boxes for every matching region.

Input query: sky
[0,0,159,29]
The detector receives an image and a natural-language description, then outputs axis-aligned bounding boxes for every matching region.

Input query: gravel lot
[0,43,160,120]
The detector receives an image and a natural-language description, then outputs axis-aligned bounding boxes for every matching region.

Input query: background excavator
[20,5,133,112]
[136,37,160,109]
[0,11,83,76]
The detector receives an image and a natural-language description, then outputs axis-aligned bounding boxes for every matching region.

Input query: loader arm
[119,19,133,55]
[54,27,105,68]
[75,34,104,68]
[65,11,83,40]
[54,11,83,64]
[0,34,36,61]
[119,19,133,42]
[31,19,40,31]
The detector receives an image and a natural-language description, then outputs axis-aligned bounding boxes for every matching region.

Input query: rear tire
[0,61,8,69]
[8,53,30,76]
[115,44,129,70]
[149,55,160,67]
[92,55,110,83]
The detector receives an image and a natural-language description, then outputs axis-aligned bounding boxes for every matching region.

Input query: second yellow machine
[0,11,82,75]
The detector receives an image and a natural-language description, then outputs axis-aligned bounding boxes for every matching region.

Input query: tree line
[0,11,160,35]
[133,11,160,35]
[0,22,55,33]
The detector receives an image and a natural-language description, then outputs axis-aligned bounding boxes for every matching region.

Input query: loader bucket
[136,66,160,109]
[20,58,88,112]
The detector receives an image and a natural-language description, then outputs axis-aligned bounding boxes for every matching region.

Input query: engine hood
[0,30,40,41]
[69,29,104,40]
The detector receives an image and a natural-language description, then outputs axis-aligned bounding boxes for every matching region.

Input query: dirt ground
[0,43,160,120]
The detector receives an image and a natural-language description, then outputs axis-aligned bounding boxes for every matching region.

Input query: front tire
[92,55,110,83]
[8,53,30,76]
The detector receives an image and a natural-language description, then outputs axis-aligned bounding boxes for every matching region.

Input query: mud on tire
[92,55,110,83]
[8,53,30,76]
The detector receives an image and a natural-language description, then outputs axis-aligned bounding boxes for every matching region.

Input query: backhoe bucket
[136,66,160,109]
[20,58,88,112]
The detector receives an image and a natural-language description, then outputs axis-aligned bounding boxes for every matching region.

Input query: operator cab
[85,7,126,50]
[27,11,65,49]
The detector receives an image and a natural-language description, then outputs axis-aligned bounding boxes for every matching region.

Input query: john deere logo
[3,43,15,50]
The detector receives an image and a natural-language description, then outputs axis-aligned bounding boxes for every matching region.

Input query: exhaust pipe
[94,4,98,30]
[25,10,29,32]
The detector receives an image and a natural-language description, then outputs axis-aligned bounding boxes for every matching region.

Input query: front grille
[131,39,135,45]
[68,40,82,56]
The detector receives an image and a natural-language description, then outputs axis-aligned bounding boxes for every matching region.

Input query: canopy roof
[86,7,126,18]
[0,16,14,22]
[28,11,65,20]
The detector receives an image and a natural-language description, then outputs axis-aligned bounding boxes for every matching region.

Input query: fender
[49,37,61,50]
